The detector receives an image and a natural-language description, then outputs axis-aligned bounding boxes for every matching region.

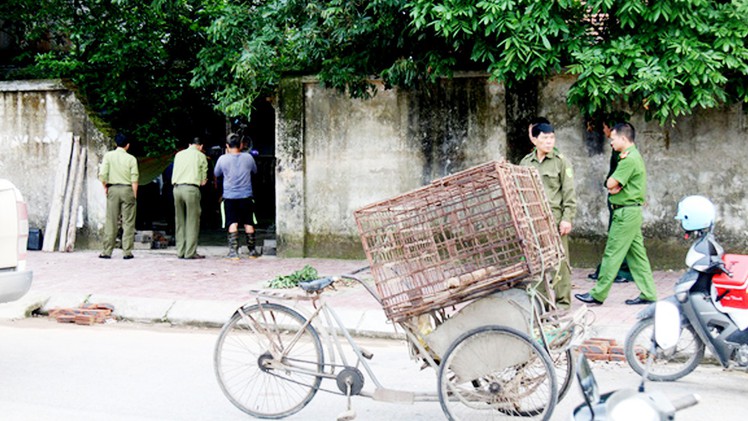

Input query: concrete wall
[0,80,108,248]
[276,74,748,261]
[277,76,505,258]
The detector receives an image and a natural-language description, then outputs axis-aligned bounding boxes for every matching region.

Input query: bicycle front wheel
[550,348,574,402]
[438,325,558,421]
[214,303,324,419]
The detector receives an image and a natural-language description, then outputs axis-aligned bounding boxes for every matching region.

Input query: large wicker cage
[354,160,565,322]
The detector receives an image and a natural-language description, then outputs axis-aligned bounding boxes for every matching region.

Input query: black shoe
[574,292,603,306]
[98,254,111,259]
[184,254,205,260]
[625,296,655,305]
[587,272,598,280]
[614,276,630,284]
[574,293,603,305]
[123,254,134,260]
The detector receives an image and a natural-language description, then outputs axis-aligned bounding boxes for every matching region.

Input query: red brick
[589,337,617,347]
[610,346,624,355]
[585,353,610,361]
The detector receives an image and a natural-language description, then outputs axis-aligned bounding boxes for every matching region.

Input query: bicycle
[213,270,591,420]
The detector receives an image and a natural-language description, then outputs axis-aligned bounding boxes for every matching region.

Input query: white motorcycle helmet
[674,195,716,232]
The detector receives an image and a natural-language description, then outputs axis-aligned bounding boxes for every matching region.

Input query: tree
[194,0,748,126]
[409,0,748,125]
[192,0,460,118]
[567,0,748,123]
[4,0,747,149]
[0,0,222,155]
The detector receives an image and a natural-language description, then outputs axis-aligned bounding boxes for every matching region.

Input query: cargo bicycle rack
[213,161,593,420]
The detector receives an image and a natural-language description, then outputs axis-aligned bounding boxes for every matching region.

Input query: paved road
[2,319,747,420]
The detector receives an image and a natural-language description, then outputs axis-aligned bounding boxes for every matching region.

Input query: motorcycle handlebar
[672,393,700,411]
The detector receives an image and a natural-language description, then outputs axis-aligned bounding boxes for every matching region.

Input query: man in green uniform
[520,122,577,309]
[172,137,208,259]
[575,123,657,305]
[99,133,139,259]
[588,119,633,284]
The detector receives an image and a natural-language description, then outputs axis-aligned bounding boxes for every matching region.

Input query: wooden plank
[42,132,74,252]
[58,136,80,251]
[65,146,87,252]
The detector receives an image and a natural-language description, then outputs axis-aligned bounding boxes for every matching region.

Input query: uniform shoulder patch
[566,167,574,178]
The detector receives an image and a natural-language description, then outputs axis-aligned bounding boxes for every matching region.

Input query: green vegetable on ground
[267,265,319,289]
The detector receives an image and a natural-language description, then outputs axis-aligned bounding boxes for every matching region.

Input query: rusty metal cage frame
[354,161,565,322]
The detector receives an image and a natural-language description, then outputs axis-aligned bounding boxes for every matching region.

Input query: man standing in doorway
[520,121,577,309]
[172,137,208,259]
[214,133,259,259]
[575,122,657,306]
[99,133,139,259]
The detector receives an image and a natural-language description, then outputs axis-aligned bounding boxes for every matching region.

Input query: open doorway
[232,98,276,246]
[133,98,276,253]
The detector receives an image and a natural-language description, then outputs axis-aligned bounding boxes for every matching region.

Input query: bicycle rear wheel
[214,303,324,418]
[438,325,557,420]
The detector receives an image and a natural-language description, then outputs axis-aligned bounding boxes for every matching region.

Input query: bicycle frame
[245,280,440,403]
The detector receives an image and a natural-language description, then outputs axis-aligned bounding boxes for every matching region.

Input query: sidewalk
[1,247,681,344]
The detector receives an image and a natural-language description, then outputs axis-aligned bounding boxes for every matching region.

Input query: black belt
[611,203,642,210]
[174,183,199,188]
[107,184,130,187]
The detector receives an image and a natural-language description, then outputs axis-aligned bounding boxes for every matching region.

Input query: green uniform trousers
[590,206,657,302]
[102,185,137,256]
[174,185,202,258]
[538,234,571,309]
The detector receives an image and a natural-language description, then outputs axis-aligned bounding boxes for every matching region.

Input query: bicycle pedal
[360,348,373,360]
[336,409,356,421]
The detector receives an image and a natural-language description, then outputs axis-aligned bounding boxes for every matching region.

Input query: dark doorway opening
[505,78,539,164]
[232,98,277,242]
[134,98,276,251]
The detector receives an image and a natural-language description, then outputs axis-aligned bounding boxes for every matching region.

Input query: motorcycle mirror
[576,353,600,412]
[654,301,681,352]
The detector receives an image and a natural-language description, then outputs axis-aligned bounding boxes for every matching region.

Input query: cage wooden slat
[354,160,564,322]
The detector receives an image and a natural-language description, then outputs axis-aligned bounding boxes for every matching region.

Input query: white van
[0,179,32,303]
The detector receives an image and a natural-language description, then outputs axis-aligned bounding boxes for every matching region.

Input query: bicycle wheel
[438,325,558,421]
[550,348,574,402]
[624,317,704,382]
[214,303,324,418]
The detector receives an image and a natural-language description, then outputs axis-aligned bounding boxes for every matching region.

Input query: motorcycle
[624,195,748,381]
[573,301,700,420]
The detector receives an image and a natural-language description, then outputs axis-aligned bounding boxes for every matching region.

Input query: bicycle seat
[299,277,334,292]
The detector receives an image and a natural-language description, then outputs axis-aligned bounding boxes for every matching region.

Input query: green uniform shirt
[609,145,646,206]
[99,147,138,185]
[520,147,577,223]
[172,145,208,186]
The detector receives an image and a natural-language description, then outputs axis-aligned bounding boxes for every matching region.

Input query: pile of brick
[576,337,626,362]
[48,303,115,326]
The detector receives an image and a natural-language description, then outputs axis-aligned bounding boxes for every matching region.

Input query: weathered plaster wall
[540,75,748,251]
[277,74,748,260]
[0,80,108,248]
[276,76,506,258]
